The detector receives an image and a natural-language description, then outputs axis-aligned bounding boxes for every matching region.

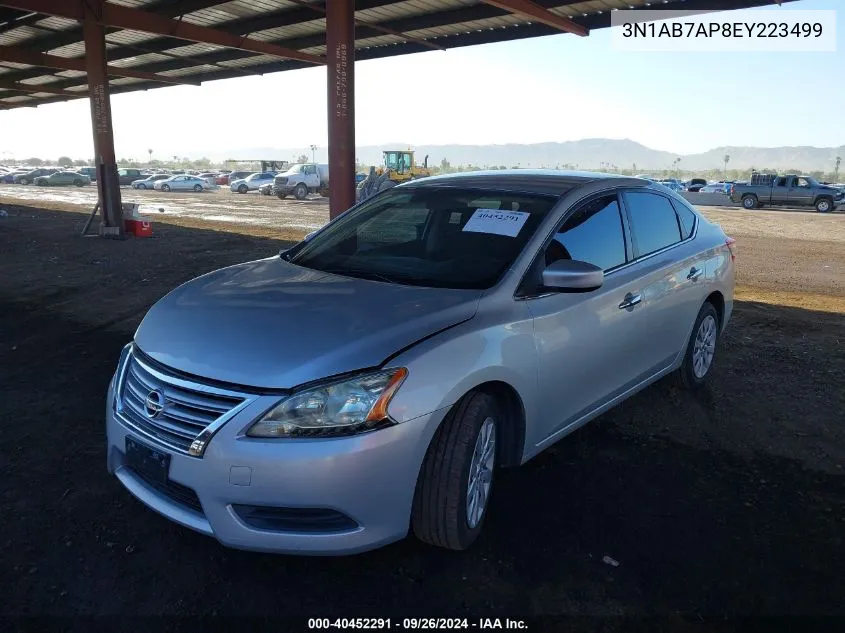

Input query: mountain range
[192,139,844,173]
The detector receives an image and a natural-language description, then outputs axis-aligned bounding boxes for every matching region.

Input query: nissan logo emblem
[144,389,166,419]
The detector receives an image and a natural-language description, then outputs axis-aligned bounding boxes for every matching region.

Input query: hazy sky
[0,0,842,162]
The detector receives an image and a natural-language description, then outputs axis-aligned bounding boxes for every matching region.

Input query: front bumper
[105,380,442,555]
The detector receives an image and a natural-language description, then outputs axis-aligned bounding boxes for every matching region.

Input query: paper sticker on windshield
[462,209,530,238]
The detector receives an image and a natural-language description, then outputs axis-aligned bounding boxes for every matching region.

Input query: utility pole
[835,156,841,181]
[310,144,318,163]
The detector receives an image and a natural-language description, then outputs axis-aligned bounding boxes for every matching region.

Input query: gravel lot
[0,198,843,619]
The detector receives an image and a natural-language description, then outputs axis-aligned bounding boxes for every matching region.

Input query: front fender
[386,306,539,461]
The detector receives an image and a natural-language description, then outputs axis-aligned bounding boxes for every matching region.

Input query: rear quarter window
[671,199,697,239]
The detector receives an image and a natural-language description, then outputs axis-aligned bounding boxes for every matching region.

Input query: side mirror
[541,259,603,292]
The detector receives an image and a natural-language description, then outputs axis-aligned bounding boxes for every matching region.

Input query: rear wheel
[136,183,146,189]
[412,391,499,550]
[741,195,757,209]
[73,179,84,187]
[294,183,309,200]
[276,192,287,199]
[815,197,833,213]
[193,184,203,192]
[19,178,29,185]
[675,302,719,389]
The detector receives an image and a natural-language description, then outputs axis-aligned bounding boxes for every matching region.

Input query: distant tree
[296,154,309,164]
[809,170,824,180]
[73,159,86,166]
[440,158,451,172]
[498,165,507,170]
[57,156,73,167]
[835,156,841,181]
[25,157,43,166]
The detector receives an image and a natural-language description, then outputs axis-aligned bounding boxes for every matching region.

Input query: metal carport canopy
[0,0,794,231]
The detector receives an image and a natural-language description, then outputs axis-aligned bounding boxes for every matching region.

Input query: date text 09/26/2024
[308,618,528,630]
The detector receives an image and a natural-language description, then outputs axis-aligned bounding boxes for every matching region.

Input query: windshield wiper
[322,268,400,284]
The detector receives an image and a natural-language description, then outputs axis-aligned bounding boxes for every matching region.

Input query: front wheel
[741,195,757,209]
[412,391,499,551]
[675,302,719,389]
[161,184,170,192]
[294,183,309,200]
[136,184,146,189]
[19,178,29,185]
[815,198,833,213]
[276,192,287,199]
[74,180,84,187]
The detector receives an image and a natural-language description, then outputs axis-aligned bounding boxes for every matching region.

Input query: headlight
[246,368,408,438]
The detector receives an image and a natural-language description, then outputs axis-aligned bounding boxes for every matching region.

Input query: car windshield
[286,187,558,289]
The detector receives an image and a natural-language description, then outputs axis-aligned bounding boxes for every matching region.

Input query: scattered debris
[125,544,136,554]
[602,555,620,568]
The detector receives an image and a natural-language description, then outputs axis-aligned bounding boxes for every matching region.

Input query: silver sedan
[106,171,735,554]
[153,175,209,192]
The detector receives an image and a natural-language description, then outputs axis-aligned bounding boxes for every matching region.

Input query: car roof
[401,169,645,196]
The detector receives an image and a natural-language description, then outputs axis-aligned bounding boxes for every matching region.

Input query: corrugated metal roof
[0,0,795,110]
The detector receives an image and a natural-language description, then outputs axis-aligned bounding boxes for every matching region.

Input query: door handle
[687,267,703,281]
[618,293,642,310]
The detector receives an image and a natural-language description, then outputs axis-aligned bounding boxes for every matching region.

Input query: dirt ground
[0,201,843,620]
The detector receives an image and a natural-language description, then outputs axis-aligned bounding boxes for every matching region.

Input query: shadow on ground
[1,207,843,617]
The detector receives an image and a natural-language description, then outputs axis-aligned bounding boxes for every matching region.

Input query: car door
[525,191,652,448]
[789,177,813,206]
[303,165,319,188]
[621,190,705,373]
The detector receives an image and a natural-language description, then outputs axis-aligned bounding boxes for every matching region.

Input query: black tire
[294,183,309,200]
[276,192,287,200]
[412,391,500,551]
[73,179,83,187]
[161,184,170,192]
[193,184,203,192]
[815,197,833,213]
[741,195,757,209]
[136,183,146,189]
[675,302,720,390]
[19,178,29,185]
[238,184,248,194]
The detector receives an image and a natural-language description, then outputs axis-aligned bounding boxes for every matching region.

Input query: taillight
[725,237,736,261]
[730,184,735,195]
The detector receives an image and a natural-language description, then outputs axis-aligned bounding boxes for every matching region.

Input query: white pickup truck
[274,163,329,200]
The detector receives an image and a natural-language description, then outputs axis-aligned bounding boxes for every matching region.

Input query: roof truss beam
[0,44,201,85]
[0,77,83,95]
[479,0,587,36]
[0,0,325,64]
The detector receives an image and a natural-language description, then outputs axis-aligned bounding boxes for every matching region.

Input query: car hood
[134,257,481,389]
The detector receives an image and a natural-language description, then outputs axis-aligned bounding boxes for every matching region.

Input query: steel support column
[82,1,122,238]
[326,0,355,219]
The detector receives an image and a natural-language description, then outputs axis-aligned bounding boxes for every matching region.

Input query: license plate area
[125,436,170,485]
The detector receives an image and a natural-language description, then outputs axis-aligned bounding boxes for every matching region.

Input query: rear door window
[623,191,683,257]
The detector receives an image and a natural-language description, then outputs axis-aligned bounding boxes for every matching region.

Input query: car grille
[273,176,288,186]
[129,466,204,515]
[117,354,245,455]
